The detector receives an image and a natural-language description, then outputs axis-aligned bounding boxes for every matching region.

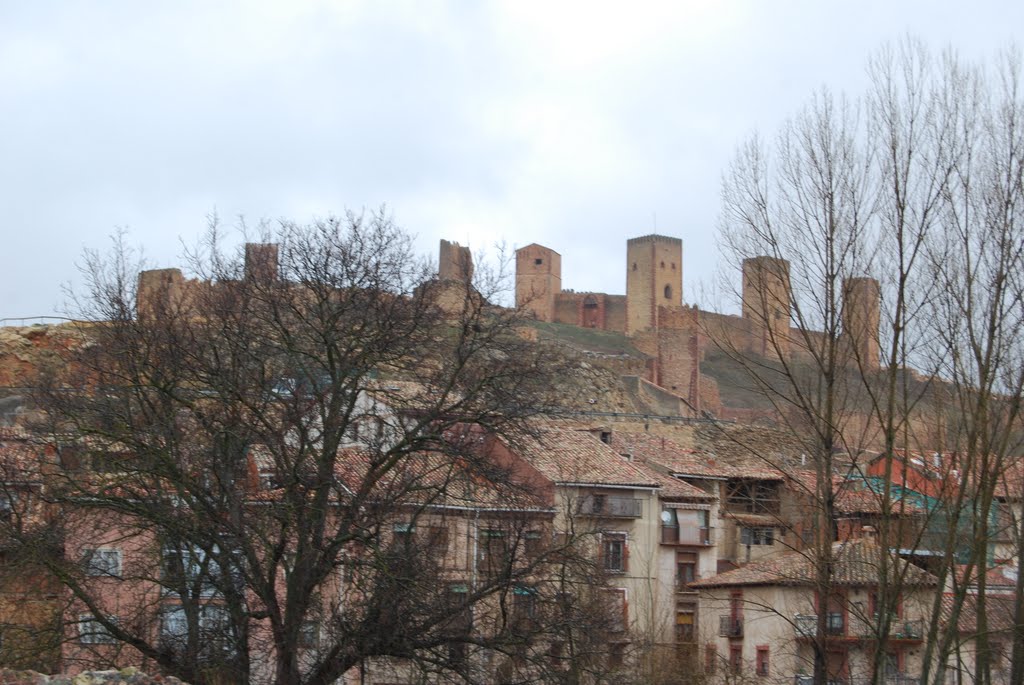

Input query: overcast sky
[2,1,1021,319]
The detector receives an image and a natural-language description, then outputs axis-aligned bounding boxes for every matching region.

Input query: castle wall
[696,310,759,357]
[625,235,682,335]
[551,292,627,332]
[604,295,627,332]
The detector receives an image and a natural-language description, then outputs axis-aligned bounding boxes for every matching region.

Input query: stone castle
[135,235,881,421]
[507,234,881,418]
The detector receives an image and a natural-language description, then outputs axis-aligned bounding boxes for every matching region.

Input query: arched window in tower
[632,263,638,271]
[664,285,672,300]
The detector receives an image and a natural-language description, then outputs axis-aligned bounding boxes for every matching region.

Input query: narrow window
[730,644,742,673]
[756,646,769,676]
[602,533,627,573]
[705,643,717,674]
[664,285,672,300]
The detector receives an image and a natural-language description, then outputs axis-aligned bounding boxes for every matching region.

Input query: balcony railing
[848,617,925,641]
[794,677,846,685]
[794,675,919,685]
[719,615,743,637]
[578,495,642,518]
[660,525,714,545]
[889,619,924,640]
[794,613,846,638]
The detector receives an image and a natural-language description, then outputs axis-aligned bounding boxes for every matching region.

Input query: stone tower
[515,244,562,321]
[137,268,185,319]
[245,243,279,283]
[625,234,683,335]
[439,239,474,282]
[842,277,881,370]
[741,256,791,358]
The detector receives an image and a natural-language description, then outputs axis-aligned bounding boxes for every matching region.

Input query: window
[512,585,538,632]
[161,605,232,654]
[740,527,774,546]
[162,543,235,596]
[524,530,543,558]
[756,646,769,676]
[675,602,696,642]
[676,551,697,586]
[729,645,742,674]
[535,258,543,265]
[0,493,16,520]
[446,583,472,662]
[81,547,122,577]
[426,525,449,554]
[392,522,415,546]
[479,529,508,575]
[882,651,902,677]
[299,621,319,649]
[605,588,627,633]
[602,532,627,573]
[78,614,117,644]
[664,285,672,299]
[826,611,845,635]
[705,644,717,674]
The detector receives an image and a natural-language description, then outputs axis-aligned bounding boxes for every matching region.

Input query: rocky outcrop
[0,668,187,685]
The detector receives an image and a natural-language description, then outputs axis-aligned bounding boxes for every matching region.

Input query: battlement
[627,234,682,246]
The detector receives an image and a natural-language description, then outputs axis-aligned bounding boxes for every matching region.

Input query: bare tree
[16,212,607,685]
[709,38,1024,685]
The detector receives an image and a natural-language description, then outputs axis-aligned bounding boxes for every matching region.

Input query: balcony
[795,676,920,685]
[793,677,847,685]
[889,619,924,640]
[794,613,846,638]
[718,615,743,638]
[578,495,642,518]
[660,525,714,545]
[845,616,924,641]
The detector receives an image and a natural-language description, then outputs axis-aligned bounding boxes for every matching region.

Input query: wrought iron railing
[718,615,743,637]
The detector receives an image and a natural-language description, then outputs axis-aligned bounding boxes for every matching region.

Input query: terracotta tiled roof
[691,423,805,476]
[941,593,1018,634]
[722,512,781,527]
[953,563,1019,590]
[627,460,716,500]
[509,427,661,488]
[609,431,784,480]
[690,537,938,589]
[332,447,553,511]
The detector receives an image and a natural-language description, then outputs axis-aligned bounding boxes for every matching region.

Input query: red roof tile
[690,537,937,589]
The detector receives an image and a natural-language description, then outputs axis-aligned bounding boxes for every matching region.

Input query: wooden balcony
[578,495,642,518]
